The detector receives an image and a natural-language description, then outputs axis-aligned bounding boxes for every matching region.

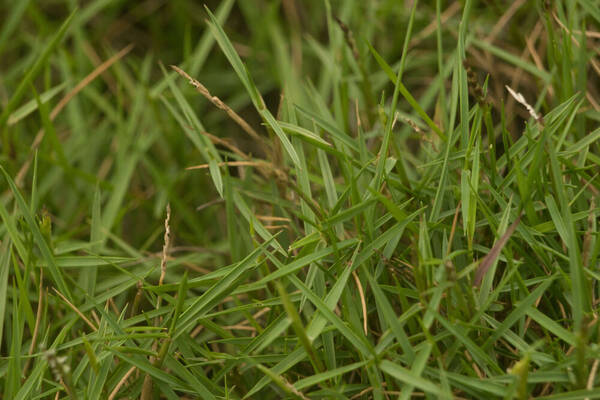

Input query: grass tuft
[1,1,599,398]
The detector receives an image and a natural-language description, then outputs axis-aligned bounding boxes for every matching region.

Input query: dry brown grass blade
[80,41,119,95]
[485,0,527,43]
[473,214,521,287]
[409,1,461,48]
[352,270,368,336]
[551,11,600,111]
[15,44,134,186]
[196,198,225,211]
[446,200,462,257]
[256,215,291,222]
[187,157,291,191]
[54,43,134,120]
[582,197,596,268]
[187,160,270,170]
[53,288,98,331]
[552,12,600,79]
[585,359,600,400]
[22,271,44,377]
[108,365,137,400]
[200,131,249,160]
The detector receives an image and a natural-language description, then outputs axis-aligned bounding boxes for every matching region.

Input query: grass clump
[0,1,599,398]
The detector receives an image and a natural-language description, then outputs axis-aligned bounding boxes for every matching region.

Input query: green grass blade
[0,8,77,129]
[380,360,451,399]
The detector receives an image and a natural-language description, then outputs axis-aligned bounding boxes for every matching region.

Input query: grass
[0,0,599,398]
